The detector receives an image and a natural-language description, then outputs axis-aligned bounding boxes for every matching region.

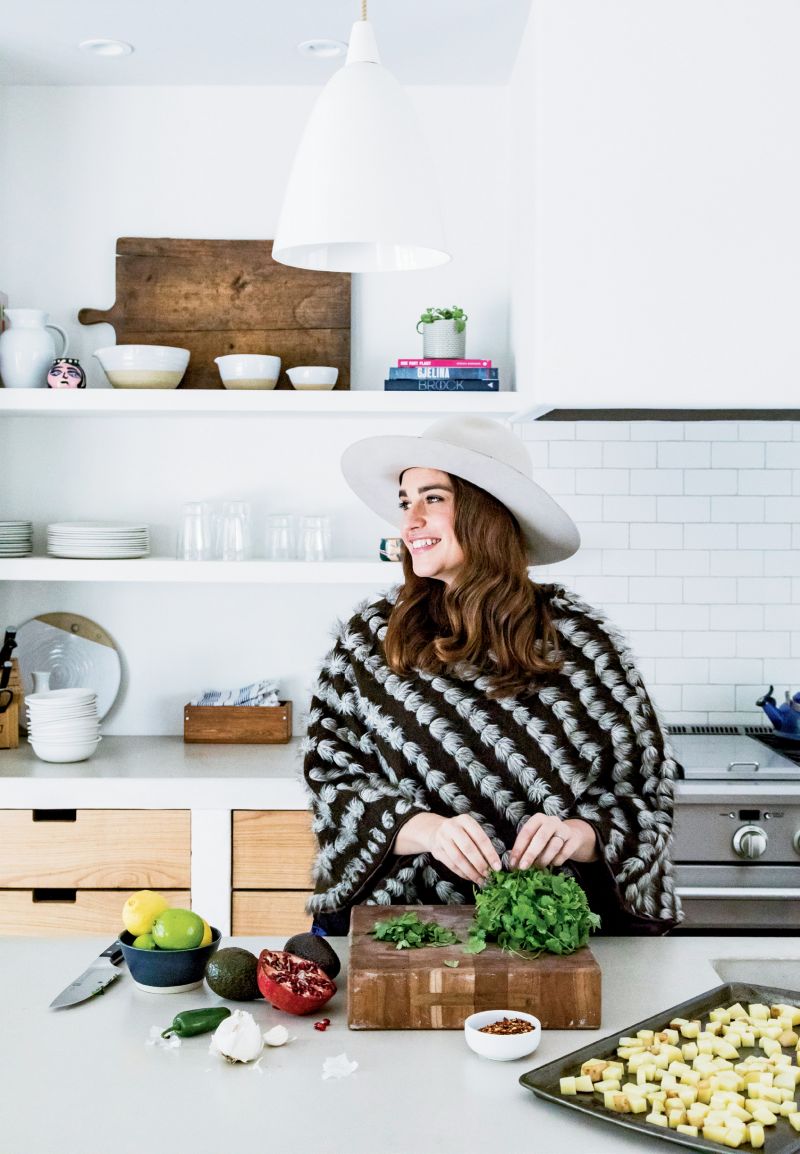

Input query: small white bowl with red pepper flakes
[464,1010,542,1062]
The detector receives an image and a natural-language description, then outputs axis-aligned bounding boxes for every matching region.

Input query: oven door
[674,865,800,931]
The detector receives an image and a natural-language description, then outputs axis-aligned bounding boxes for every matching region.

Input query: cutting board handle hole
[32,889,77,903]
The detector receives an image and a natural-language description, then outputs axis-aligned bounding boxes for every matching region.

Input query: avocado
[283,931,341,979]
[205,946,261,1000]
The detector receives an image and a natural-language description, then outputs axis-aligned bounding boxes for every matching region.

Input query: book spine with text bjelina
[389,366,499,380]
[397,358,492,368]
[384,379,499,392]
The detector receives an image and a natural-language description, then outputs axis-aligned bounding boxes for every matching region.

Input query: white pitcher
[0,309,69,389]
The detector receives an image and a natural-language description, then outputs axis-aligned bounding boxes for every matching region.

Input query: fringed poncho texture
[301,582,682,930]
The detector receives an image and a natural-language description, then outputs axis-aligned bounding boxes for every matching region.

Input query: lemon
[122,890,169,937]
[199,919,213,947]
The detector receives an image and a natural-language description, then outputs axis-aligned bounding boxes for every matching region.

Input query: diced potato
[705,1020,724,1035]
[681,1020,701,1039]
[775,1069,800,1090]
[681,1042,699,1062]
[728,1003,748,1021]
[697,1037,715,1055]
[636,1029,654,1043]
[747,1122,765,1149]
[667,1060,692,1078]
[594,1079,620,1092]
[760,1024,783,1041]
[714,1040,740,1060]
[789,1112,800,1131]
[686,1104,710,1127]
[760,1038,782,1057]
[739,1029,756,1048]
[628,1096,648,1114]
[676,1085,698,1106]
[703,1123,728,1144]
[676,1124,698,1136]
[580,1059,609,1081]
[655,1029,680,1046]
[636,1066,657,1086]
[574,1075,594,1093]
[645,1112,668,1127]
[559,1076,577,1095]
[724,1030,742,1048]
[780,1029,799,1048]
[618,1036,640,1047]
[749,1004,770,1021]
[750,1104,778,1125]
[667,1107,686,1128]
[772,1003,800,1026]
[726,1104,752,1124]
[779,1100,798,1117]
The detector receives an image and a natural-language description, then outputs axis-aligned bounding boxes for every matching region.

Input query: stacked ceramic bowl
[26,689,102,763]
[0,520,33,557]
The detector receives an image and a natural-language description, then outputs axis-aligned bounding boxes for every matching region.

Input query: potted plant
[416,306,468,359]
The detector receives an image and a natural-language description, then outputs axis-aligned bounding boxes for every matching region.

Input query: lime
[132,933,157,950]
[199,919,213,947]
[122,890,169,937]
[152,908,205,951]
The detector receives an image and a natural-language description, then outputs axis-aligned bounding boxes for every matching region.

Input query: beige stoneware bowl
[94,345,190,389]
[286,365,339,391]
[215,354,281,390]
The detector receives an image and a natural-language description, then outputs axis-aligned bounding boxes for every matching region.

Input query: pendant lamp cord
[361,0,367,20]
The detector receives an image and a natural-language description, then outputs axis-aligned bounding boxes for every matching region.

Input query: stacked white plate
[47,521,150,559]
[26,688,102,763]
[0,520,33,557]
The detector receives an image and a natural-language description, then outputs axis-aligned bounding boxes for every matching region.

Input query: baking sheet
[520,981,800,1153]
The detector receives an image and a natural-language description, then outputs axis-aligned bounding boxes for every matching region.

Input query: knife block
[0,659,22,750]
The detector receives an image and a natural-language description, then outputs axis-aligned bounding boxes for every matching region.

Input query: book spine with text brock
[389,366,499,380]
[384,379,499,392]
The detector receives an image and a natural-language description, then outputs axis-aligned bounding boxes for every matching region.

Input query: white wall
[510,0,800,408]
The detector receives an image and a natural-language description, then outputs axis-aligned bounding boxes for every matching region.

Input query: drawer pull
[32,809,77,822]
[32,888,77,903]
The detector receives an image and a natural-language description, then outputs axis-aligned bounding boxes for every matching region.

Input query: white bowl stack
[26,689,102,763]
[0,520,33,557]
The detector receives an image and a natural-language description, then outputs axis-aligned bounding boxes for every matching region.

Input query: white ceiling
[0,0,532,86]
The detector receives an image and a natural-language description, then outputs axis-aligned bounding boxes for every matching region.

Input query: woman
[302,416,682,935]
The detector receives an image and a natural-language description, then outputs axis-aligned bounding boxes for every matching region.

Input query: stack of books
[384,358,499,392]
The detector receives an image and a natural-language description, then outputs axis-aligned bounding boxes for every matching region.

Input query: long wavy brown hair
[383,473,564,698]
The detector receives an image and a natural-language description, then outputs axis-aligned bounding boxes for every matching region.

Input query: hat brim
[341,434,580,565]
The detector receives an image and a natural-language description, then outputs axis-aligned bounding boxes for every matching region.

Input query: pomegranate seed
[314,1019,330,1031]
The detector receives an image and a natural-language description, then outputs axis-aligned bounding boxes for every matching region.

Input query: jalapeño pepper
[161,1006,231,1039]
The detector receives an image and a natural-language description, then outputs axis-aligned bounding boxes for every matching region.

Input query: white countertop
[4,934,797,1154]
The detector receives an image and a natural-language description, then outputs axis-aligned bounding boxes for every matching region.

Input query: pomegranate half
[257,949,336,1016]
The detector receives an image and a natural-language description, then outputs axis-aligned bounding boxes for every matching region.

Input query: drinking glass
[217,500,252,562]
[178,500,213,561]
[297,514,331,562]
[264,514,295,561]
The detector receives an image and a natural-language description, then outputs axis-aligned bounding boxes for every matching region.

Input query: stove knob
[732,825,768,860]
[793,831,800,856]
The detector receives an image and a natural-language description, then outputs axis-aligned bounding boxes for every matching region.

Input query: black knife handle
[101,940,124,965]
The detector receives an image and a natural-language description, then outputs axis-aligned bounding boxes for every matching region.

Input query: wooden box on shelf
[0,659,22,751]
[183,701,292,744]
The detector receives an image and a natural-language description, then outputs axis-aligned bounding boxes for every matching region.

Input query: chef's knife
[49,940,124,1009]
[0,628,17,668]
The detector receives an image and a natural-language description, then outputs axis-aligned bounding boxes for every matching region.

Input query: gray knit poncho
[301,582,682,931]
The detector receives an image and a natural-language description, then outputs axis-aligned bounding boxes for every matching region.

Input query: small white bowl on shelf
[286,366,338,391]
[463,1010,542,1062]
[94,345,190,389]
[215,354,281,390]
[29,735,102,763]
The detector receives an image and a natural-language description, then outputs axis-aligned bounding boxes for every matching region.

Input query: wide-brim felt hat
[340,415,580,565]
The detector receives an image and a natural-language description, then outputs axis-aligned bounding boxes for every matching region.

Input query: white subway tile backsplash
[708,551,764,577]
[521,418,799,724]
[656,604,710,630]
[603,549,655,576]
[630,469,683,494]
[603,442,656,467]
[657,496,711,521]
[738,469,792,495]
[684,470,737,495]
[683,523,737,549]
[710,604,763,630]
[575,468,629,494]
[655,658,710,682]
[549,442,603,468]
[738,523,791,549]
[684,577,737,603]
[629,577,684,603]
[736,632,792,658]
[712,442,765,468]
[658,442,711,468]
[604,496,657,522]
[656,551,710,576]
[683,632,736,657]
[630,522,683,549]
[711,496,765,522]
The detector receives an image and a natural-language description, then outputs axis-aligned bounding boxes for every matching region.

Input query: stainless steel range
[668,725,800,933]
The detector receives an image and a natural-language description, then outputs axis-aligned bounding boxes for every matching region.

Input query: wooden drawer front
[0,890,191,936]
[232,891,312,936]
[232,810,316,888]
[0,810,191,888]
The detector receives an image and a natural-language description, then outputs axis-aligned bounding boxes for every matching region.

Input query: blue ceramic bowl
[119,927,221,993]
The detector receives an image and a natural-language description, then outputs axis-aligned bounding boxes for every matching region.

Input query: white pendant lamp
[272,3,450,273]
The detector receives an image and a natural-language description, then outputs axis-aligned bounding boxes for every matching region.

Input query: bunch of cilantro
[466,868,601,957]
[373,911,461,951]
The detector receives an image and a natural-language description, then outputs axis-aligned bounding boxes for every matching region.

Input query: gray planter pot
[422,319,466,359]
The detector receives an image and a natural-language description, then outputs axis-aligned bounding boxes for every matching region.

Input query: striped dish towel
[190,679,280,707]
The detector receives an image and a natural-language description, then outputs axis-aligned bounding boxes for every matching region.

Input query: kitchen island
[5,934,798,1154]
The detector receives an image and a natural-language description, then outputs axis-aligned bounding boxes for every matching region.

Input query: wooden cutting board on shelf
[347,904,601,1031]
[78,237,350,389]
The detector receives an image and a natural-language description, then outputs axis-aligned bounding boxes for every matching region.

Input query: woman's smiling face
[399,467,464,584]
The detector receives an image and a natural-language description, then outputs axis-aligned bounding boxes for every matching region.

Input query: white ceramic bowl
[94,345,190,389]
[30,735,102,763]
[214,354,281,390]
[463,1010,542,1062]
[286,365,338,391]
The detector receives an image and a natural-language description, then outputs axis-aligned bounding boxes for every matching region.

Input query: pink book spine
[397,358,492,368]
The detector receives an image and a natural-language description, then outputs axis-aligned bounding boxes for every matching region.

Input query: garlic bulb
[209,1010,264,1064]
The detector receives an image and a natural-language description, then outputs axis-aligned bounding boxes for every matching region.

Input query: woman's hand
[394,812,502,886]
[508,816,599,870]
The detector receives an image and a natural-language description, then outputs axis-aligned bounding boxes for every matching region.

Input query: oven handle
[677,886,800,900]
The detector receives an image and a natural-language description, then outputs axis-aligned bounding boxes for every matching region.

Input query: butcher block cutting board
[347,905,601,1031]
[78,237,350,389]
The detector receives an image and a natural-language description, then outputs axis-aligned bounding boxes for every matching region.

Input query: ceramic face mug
[47,358,86,389]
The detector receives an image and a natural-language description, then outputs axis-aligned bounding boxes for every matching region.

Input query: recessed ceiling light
[79,38,134,57]
[297,39,348,60]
